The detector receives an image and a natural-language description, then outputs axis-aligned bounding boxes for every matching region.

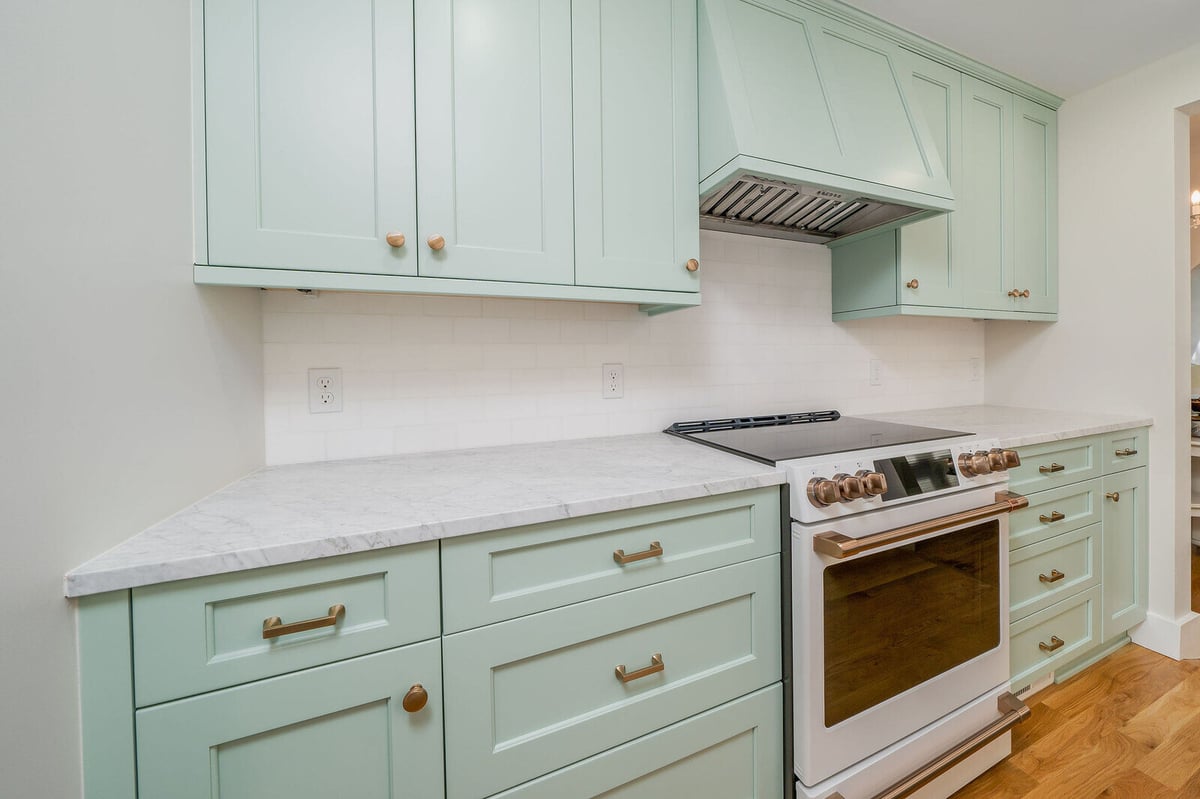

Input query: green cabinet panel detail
[959,75,1013,313]
[573,0,700,293]
[491,684,784,799]
[203,0,417,275]
[135,641,445,799]
[1101,467,1149,641]
[1011,96,1058,314]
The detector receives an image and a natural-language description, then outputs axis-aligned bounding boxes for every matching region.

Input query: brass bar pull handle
[1039,569,1065,584]
[1039,463,1065,474]
[868,693,1030,799]
[1039,635,1065,653]
[813,491,1028,559]
[262,604,345,639]
[613,541,664,565]
[1115,448,1138,457]
[615,653,664,683]
[1106,492,1120,503]
[1039,511,1065,523]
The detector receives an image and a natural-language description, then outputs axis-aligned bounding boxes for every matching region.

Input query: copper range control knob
[856,470,888,497]
[1002,449,1021,468]
[834,473,864,501]
[807,478,842,507]
[958,451,993,477]
[987,448,1007,471]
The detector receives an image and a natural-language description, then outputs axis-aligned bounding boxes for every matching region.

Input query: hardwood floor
[952,644,1200,798]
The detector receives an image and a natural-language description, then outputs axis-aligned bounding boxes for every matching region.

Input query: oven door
[793,487,1025,786]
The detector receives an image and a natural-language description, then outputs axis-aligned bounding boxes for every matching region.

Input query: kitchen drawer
[1009,478,1102,550]
[442,556,781,799]
[136,640,443,799]
[441,487,781,632]
[1009,523,1100,622]
[1102,428,1148,473]
[1007,436,1101,494]
[489,684,783,799]
[1010,585,1101,690]
[133,543,439,706]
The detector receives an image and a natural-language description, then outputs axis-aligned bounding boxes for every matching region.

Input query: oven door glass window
[822,520,1001,727]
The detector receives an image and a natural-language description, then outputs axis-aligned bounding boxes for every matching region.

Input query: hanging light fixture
[1192,190,1200,229]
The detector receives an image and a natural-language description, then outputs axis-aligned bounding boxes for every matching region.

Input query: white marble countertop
[65,434,785,597]
[861,405,1153,448]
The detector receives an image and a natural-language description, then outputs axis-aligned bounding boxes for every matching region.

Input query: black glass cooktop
[665,411,971,465]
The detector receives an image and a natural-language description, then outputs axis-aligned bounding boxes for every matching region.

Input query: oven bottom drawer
[1010,585,1101,688]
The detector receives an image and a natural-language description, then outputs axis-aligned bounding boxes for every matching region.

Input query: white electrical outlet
[602,363,624,399]
[969,357,982,382]
[308,367,343,413]
[869,359,882,386]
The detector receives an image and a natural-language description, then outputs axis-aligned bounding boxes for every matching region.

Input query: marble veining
[861,405,1152,449]
[65,434,784,597]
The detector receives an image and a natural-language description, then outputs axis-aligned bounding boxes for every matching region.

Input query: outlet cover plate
[308,368,343,413]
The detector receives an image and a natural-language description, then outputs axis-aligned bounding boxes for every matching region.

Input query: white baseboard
[1130,610,1200,659]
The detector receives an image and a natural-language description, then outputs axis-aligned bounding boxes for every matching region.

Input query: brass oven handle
[615,653,664,683]
[1039,635,1065,653]
[1039,511,1065,523]
[1039,569,1065,584]
[1039,462,1065,474]
[1115,448,1138,457]
[812,491,1028,559]
[865,693,1030,799]
[262,604,345,639]
[613,541,664,565]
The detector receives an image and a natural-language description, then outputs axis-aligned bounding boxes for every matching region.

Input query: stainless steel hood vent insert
[700,176,922,242]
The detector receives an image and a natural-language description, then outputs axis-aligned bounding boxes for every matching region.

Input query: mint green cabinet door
[573,0,699,293]
[1101,468,1149,641]
[959,76,1013,312]
[204,0,417,275]
[894,52,962,308]
[414,0,574,285]
[1012,97,1058,314]
[135,643,443,799]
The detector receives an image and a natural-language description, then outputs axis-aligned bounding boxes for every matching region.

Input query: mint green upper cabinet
[959,75,1014,312]
[573,0,699,293]
[203,0,417,275]
[414,0,574,285]
[1012,96,1059,314]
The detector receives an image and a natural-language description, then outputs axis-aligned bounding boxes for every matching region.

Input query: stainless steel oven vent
[699,176,924,243]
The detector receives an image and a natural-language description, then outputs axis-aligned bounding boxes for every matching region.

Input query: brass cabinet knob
[385,232,406,248]
[685,258,700,272]
[834,473,864,501]
[1106,491,1120,503]
[1021,289,1031,298]
[427,234,446,251]
[1007,289,1021,298]
[402,684,428,713]
[906,279,919,289]
[856,470,888,496]
[807,478,841,507]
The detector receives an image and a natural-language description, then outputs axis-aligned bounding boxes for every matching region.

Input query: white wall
[0,2,264,795]
[986,43,1200,657]
[263,231,987,464]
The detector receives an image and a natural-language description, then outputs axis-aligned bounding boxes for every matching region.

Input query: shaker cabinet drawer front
[441,488,780,632]
[136,641,444,799]
[442,557,782,799]
[1009,523,1100,622]
[489,684,783,799]
[1010,586,1100,688]
[1007,437,1101,493]
[1009,478,1102,550]
[133,543,439,706]
[1102,428,1148,473]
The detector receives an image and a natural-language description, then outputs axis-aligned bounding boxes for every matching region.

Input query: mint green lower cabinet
[490,684,783,799]
[441,556,781,799]
[135,641,444,799]
[1101,467,1149,641]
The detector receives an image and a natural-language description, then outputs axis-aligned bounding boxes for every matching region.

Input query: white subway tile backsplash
[261,231,985,465]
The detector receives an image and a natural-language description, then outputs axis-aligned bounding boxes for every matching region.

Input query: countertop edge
[995,418,1154,449]
[63,472,785,598]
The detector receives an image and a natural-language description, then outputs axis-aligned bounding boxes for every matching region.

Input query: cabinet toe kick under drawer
[132,543,440,706]
[1010,586,1101,688]
[441,556,782,799]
